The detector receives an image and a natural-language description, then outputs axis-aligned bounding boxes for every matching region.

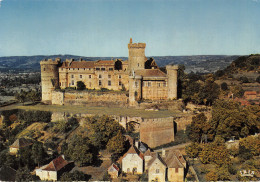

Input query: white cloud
[0,0,3,8]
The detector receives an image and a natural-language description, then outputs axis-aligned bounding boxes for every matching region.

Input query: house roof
[95,60,115,65]
[135,69,166,78]
[42,156,69,171]
[164,154,184,168]
[148,153,167,168]
[10,138,32,148]
[144,148,152,156]
[121,145,144,161]
[0,166,16,181]
[60,60,95,68]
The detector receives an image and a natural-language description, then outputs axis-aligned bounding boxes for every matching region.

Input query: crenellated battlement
[40,58,61,65]
[128,43,146,49]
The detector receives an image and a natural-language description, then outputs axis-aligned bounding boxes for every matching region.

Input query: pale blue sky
[0,0,259,57]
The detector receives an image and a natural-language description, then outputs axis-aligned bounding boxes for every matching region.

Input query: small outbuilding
[107,163,120,178]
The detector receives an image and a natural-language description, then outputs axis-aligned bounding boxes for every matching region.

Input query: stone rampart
[51,90,129,107]
[140,117,175,148]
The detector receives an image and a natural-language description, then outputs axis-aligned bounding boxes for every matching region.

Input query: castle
[40,38,178,106]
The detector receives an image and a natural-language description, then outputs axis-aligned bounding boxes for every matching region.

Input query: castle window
[69,68,70,70]
[84,68,86,70]
[109,68,113,71]
[96,68,100,70]
[135,81,138,87]
[156,169,159,173]
[108,75,111,79]
[108,80,111,86]
[89,75,91,78]
[99,80,102,86]
[72,80,74,85]
[158,83,161,87]
[163,82,167,87]
[71,75,74,78]
[175,168,178,173]
[43,68,45,71]
[99,75,102,78]
[73,68,75,70]
[80,75,82,79]
[89,68,91,70]
[118,75,121,79]
[101,68,105,71]
[138,63,140,67]
[78,68,79,70]
[89,82,91,87]
[119,81,122,86]
[148,82,151,87]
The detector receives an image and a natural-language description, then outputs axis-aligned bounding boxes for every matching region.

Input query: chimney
[135,140,139,149]
[162,148,166,157]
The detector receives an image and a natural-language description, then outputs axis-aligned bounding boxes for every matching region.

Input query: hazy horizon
[0,0,259,57]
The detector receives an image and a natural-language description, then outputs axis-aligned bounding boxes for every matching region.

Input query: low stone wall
[140,117,175,148]
[51,90,129,107]
[137,100,184,111]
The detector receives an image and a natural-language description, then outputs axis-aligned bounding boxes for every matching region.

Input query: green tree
[15,90,26,105]
[31,141,46,167]
[220,82,228,91]
[15,167,33,181]
[27,90,41,103]
[185,142,200,158]
[256,75,260,83]
[77,81,86,90]
[188,113,210,143]
[106,131,125,154]
[65,135,95,166]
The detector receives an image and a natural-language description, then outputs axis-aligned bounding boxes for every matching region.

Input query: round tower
[40,58,60,104]
[128,38,146,72]
[166,65,178,99]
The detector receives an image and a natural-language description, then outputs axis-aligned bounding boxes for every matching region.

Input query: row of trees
[15,90,41,104]
[61,115,127,166]
[186,135,259,181]
[188,100,259,142]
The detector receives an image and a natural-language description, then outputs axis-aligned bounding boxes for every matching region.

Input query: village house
[9,138,32,155]
[121,145,144,174]
[35,155,71,181]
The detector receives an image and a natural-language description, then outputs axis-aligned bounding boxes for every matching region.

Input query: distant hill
[215,54,260,78]
[0,55,240,73]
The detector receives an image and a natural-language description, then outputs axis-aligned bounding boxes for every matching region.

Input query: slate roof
[135,69,166,77]
[10,138,32,148]
[0,166,16,181]
[42,156,69,171]
[164,154,184,168]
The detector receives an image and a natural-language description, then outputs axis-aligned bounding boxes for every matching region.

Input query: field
[0,103,183,118]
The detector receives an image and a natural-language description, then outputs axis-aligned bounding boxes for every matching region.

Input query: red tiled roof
[135,69,166,77]
[60,61,95,68]
[95,60,115,65]
[42,156,69,171]
[121,145,144,161]
[108,163,119,172]
[244,91,257,95]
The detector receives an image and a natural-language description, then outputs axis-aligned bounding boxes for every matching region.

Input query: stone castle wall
[140,117,175,148]
[51,90,129,107]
